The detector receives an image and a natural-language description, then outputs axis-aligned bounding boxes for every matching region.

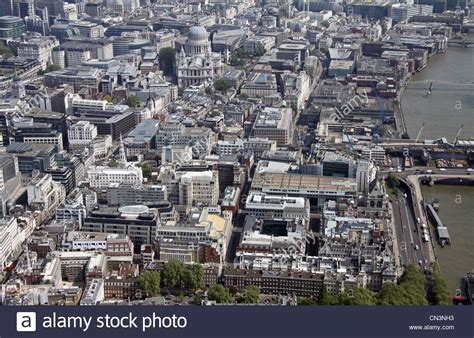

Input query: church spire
[118,134,127,167]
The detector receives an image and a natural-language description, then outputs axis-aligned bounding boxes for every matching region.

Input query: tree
[207,285,234,304]
[230,48,248,67]
[38,64,61,75]
[126,95,141,108]
[178,292,185,304]
[297,297,317,305]
[321,20,330,28]
[214,79,231,92]
[339,288,376,305]
[253,45,265,57]
[377,283,409,305]
[194,292,203,305]
[141,162,152,180]
[183,264,204,292]
[161,260,185,289]
[431,263,451,305]
[138,270,161,297]
[103,95,113,102]
[386,172,400,190]
[108,159,118,167]
[0,44,13,58]
[317,287,335,305]
[377,265,428,305]
[159,47,176,76]
[240,285,261,304]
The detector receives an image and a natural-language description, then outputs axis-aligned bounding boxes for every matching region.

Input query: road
[391,189,430,268]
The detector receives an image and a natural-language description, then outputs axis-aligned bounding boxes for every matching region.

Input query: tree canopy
[430,263,451,305]
[239,285,261,304]
[297,297,318,305]
[161,260,185,289]
[0,44,15,58]
[253,45,265,57]
[377,265,428,305]
[338,287,376,305]
[159,47,176,76]
[161,260,204,292]
[138,270,161,297]
[126,95,141,108]
[141,162,153,180]
[207,285,234,304]
[386,172,400,195]
[183,264,205,292]
[214,79,231,92]
[38,64,61,75]
[317,286,336,305]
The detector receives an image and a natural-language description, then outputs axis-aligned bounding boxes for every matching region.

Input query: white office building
[245,192,310,220]
[17,36,59,70]
[0,216,20,268]
[216,139,244,156]
[87,166,143,189]
[68,121,98,146]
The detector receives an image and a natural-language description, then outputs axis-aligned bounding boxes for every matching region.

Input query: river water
[402,40,474,292]
[401,40,474,141]
[421,185,474,292]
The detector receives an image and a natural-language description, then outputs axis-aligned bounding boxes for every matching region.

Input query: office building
[27,173,66,215]
[17,36,59,70]
[0,16,25,39]
[245,192,310,220]
[82,205,159,250]
[106,183,168,207]
[0,216,20,268]
[156,207,232,263]
[44,67,104,92]
[123,119,159,157]
[391,4,433,22]
[86,165,143,189]
[157,168,219,206]
[241,73,279,97]
[68,121,98,147]
[251,107,293,146]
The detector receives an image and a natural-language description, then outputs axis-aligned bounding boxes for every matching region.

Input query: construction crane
[415,123,425,143]
[453,124,464,145]
[451,124,464,161]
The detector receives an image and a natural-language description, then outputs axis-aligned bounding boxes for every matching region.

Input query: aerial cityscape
[0,0,472,309]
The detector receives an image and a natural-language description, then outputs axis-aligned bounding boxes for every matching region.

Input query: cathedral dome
[188,26,208,41]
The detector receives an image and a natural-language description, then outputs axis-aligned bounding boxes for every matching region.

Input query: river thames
[401,40,474,141]
[402,42,474,292]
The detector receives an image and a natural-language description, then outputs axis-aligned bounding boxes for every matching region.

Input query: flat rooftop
[252,172,357,194]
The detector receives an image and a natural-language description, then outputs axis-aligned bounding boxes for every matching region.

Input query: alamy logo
[16,312,36,332]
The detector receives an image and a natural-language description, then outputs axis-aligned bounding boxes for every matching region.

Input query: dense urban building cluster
[0,0,470,306]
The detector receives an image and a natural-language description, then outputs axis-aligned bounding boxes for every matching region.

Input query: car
[415,245,419,250]
[418,260,423,266]
[439,168,447,171]
[467,168,473,172]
